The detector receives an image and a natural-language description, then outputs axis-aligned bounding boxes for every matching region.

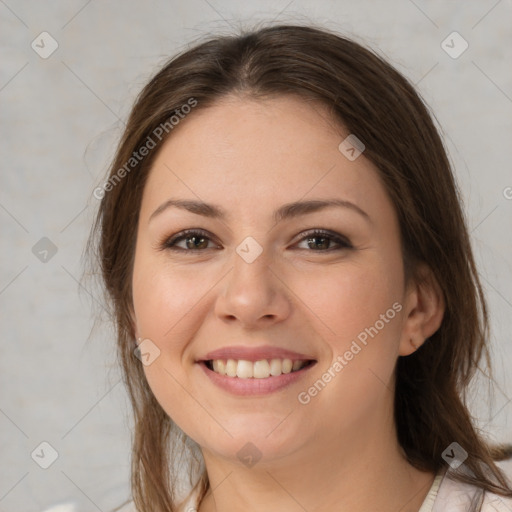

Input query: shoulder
[433,458,512,512]
[481,494,512,511]
[481,457,512,511]
[481,458,512,511]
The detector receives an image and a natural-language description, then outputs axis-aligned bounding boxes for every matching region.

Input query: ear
[398,263,445,356]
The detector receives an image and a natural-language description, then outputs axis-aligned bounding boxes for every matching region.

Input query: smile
[198,359,317,396]
[206,358,314,378]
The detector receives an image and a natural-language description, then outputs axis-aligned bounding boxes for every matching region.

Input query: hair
[87,23,512,512]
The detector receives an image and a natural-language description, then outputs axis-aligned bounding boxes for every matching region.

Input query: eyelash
[159,228,353,253]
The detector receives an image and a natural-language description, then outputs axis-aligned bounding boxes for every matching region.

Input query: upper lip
[198,345,316,362]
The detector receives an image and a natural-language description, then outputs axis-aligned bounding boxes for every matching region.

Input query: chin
[197,416,308,467]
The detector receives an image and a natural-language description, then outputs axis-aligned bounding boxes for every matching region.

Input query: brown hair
[88,23,512,512]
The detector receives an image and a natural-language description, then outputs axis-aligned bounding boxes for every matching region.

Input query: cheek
[291,258,402,346]
[131,260,214,436]
[132,258,210,343]
[291,259,403,404]
[294,260,403,421]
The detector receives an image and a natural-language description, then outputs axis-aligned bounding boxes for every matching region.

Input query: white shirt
[422,460,512,512]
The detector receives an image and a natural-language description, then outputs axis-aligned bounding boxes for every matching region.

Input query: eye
[160,228,352,253]
[160,229,220,252]
[294,229,353,252]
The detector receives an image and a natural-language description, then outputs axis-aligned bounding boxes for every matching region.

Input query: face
[131,95,414,467]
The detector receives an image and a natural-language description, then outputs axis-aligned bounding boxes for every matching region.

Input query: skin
[131,95,445,512]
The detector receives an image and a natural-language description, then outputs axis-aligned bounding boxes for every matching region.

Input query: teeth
[208,358,310,378]
[282,359,293,374]
[236,360,253,379]
[212,360,226,374]
[253,360,270,378]
[225,359,237,377]
[292,360,303,371]
[269,358,282,376]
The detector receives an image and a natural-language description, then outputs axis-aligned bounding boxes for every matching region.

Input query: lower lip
[198,362,315,396]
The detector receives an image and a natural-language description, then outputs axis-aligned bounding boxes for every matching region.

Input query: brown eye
[162,229,219,252]
[295,229,352,252]
[161,228,352,254]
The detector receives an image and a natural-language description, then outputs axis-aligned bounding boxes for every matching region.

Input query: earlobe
[398,264,445,356]
[399,337,421,357]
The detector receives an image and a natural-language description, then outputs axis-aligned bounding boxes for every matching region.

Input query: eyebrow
[149,198,371,224]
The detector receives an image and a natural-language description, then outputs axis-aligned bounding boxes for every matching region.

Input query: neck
[197,397,435,512]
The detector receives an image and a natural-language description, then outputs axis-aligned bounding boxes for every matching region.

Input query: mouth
[196,346,317,396]
[202,358,316,378]
[196,345,317,395]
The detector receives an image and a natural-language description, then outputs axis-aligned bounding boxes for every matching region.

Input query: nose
[214,247,292,329]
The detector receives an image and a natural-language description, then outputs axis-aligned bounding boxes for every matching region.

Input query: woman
[89,24,512,511]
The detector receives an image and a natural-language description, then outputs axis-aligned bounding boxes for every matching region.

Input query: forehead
[140,95,392,226]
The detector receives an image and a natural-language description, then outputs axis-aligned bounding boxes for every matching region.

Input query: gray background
[1,1,511,511]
